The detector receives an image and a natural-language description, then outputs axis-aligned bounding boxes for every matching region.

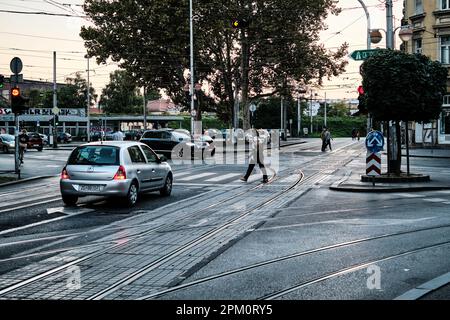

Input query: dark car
[57,132,72,143]
[27,132,43,151]
[140,129,215,159]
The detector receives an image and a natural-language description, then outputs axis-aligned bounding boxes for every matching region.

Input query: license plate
[34,144,39,147]
[79,185,103,192]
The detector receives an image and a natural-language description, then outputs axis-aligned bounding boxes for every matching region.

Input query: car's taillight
[61,167,70,180]
[113,165,127,180]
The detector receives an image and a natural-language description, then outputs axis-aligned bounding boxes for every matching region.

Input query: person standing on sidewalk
[241,129,268,183]
[18,129,29,164]
[112,127,124,141]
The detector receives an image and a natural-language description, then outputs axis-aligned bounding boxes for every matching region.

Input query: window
[140,145,159,163]
[128,146,146,163]
[415,0,423,14]
[414,39,422,54]
[142,131,162,139]
[441,37,450,64]
[68,146,120,165]
[441,0,449,10]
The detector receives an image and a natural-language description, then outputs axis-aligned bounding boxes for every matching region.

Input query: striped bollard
[366,152,381,176]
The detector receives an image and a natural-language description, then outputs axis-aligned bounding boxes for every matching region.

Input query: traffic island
[361,173,430,183]
[330,170,450,193]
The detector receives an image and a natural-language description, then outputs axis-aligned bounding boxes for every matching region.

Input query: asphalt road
[0,138,448,300]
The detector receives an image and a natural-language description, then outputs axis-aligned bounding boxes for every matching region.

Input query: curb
[330,185,450,193]
[401,154,450,159]
[395,271,450,300]
[0,175,55,188]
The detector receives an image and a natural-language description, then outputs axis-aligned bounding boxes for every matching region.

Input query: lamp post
[189,0,195,136]
[357,0,371,50]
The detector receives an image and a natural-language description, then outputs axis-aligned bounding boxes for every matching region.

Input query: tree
[361,49,448,175]
[318,101,349,117]
[81,0,348,127]
[100,70,143,114]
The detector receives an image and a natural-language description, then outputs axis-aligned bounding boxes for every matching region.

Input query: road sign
[249,104,256,112]
[52,106,60,114]
[10,57,23,74]
[191,110,197,117]
[10,74,23,84]
[366,152,381,176]
[350,49,378,61]
[365,130,384,153]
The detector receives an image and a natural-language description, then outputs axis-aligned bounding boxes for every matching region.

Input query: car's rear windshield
[142,131,163,139]
[68,145,120,165]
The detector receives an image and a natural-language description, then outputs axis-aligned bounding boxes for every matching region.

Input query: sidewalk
[331,150,450,193]
[401,147,450,159]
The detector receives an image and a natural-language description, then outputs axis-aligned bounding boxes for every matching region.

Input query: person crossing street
[241,129,268,183]
[18,129,29,164]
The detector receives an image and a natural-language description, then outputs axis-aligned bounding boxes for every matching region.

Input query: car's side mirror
[158,155,167,162]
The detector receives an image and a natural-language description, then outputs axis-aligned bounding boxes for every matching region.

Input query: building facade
[404,0,450,145]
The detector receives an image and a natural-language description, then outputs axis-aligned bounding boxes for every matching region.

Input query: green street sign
[350,49,379,61]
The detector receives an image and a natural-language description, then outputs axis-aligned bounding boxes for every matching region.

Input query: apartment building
[404,0,450,145]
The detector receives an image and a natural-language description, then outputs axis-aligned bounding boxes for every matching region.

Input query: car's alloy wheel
[160,174,172,196]
[126,182,138,207]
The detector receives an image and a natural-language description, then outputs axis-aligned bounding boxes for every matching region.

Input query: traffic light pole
[53,51,58,149]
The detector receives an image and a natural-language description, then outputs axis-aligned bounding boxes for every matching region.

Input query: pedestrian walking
[321,128,327,152]
[356,130,360,141]
[240,129,268,183]
[18,129,29,164]
[111,127,124,141]
[324,127,332,151]
[351,128,356,140]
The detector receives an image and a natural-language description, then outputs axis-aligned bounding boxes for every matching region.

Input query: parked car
[0,134,15,153]
[140,129,215,159]
[60,141,172,207]
[90,131,105,142]
[38,133,49,145]
[27,132,43,151]
[57,132,72,143]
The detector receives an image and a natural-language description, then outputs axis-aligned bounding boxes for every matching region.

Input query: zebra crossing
[173,169,262,184]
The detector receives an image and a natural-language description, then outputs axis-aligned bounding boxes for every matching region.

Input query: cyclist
[18,129,29,164]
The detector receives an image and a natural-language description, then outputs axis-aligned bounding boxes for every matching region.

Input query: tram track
[136,224,450,299]
[0,140,363,299]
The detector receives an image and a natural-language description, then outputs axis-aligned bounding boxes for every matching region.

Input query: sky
[0,0,403,104]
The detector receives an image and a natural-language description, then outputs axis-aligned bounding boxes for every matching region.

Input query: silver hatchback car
[60,141,172,207]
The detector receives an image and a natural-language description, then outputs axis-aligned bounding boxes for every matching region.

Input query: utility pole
[386,0,394,50]
[86,55,91,142]
[189,0,195,136]
[280,97,283,140]
[310,90,313,135]
[297,96,301,137]
[143,87,147,130]
[324,92,327,128]
[52,51,57,149]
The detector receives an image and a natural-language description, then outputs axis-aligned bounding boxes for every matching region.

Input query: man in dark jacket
[240,129,268,183]
[18,129,29,164]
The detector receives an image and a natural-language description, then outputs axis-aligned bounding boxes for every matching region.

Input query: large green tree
[81,0,348,127]
[361,50,448,175]
[100,70,144,114]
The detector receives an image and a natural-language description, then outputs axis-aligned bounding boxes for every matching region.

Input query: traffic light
[357,85,367,115]
[11,87,29,114]
[53,115,59,127]
[0,75,4,89]
[231,18,249,29]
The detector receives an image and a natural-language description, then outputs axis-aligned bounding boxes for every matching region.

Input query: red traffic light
[11,87,20,97]
[357,85,364,95]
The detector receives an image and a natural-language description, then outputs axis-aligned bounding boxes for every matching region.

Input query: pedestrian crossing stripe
[205,173,241,182]
[177,172,216,181]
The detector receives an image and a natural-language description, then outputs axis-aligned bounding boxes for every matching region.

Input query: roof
[80,141,144,148]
